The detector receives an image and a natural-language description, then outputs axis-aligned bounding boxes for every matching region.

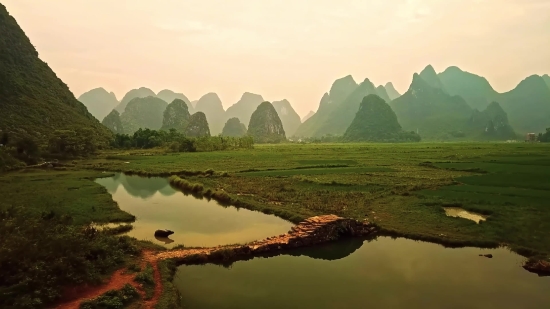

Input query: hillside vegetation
[390,73,473,140]
[248,102,286,143]
[115,87,156,112]
[295,75,398,138]
[0,4,112,146]
[161,99,191,132]
[343,95,420,142]
[271,99,302,137]
[120,96,167,134]
[438,66,550,133]
[222,117,248,137]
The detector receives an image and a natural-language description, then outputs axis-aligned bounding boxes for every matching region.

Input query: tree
[14,136,40,163]
[48,129,98,157]
[539,128,550,142]
[0,131,8,145]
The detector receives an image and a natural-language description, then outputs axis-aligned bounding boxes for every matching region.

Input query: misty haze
[1,1,549,308]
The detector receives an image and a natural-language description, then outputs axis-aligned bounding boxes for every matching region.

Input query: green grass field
[3,142,550,258]
[0,170,135,225]
[81,142,550,257]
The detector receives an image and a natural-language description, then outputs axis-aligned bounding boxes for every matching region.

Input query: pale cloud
[2,0,549,117]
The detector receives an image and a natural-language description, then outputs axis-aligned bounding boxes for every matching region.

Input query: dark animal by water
[154,229,174,237]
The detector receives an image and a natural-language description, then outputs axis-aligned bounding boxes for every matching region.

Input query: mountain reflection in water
[95,173,293,248]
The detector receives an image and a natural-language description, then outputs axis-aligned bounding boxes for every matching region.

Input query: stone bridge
[155,215,377,264]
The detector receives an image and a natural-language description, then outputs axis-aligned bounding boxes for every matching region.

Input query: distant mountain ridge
[194,92,225,135]
[225,92,265,127]
[271,99,302,137]
[390,66,520,140]
[248,102,286,143]
[120,96,167,134]
[543,74,550,89]
[79,66,549,138]
[375,86,391,103]
[78,87,119,121]
[344,95,420,142]
[294,75,392,137]
[469,102,516,140]
[390,71,474,140]
[302,111,315,122]
[116,87,156,112]
[436,66,550,133]
[439,66,497,110]
[419,65,448,92]
[157,90,193,114]
[384,82,401,100]
[294,75,359,137]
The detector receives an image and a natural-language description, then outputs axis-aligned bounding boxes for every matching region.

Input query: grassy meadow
[0,170,135,225]
[85,142,550,257]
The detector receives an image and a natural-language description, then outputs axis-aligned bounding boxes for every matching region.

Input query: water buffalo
[154,229,174,237]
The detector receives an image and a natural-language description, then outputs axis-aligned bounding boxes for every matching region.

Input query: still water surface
[174,237,550,309]
[95,173,293,248]
[444,207,488,224]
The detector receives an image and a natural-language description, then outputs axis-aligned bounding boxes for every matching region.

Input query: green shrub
[127,263,141,273]
[102,224,133,235]
[134,264,155,300]
[191,183,204,193]
[79,284,139,309]
[212,190,232,203]
[134,264,154,286]
[155,259,182,308]
[0,207,139,308]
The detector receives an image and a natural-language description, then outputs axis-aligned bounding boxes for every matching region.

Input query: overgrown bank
[0,170,139,308]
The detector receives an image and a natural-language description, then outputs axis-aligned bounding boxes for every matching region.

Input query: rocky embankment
[156,215,376,263]
[523,259,550,276]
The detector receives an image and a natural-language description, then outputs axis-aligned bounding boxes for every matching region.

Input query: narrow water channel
[174,237,550,309]
[95,173,293,248]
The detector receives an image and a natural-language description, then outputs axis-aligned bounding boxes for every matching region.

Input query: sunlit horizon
[4,0,550,117]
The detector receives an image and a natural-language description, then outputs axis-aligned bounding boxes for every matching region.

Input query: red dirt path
[52,251,162,309]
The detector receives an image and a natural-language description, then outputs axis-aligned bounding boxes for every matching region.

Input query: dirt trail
[142,251,163,308]
[53,269,140,309]
[53,251,162,309]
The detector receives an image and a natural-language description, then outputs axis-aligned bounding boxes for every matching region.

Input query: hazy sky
[4,0,550,117]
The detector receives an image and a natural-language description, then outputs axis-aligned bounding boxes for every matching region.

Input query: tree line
[111,128,254,152]
[0,127,254,171]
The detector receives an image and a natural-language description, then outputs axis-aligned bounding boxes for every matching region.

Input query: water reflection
[155,236,175,244]
[175,237,550,309]
[286,236,366,261]
[98,173,175,199]
[95,173,293,248]
[444,207,487,223]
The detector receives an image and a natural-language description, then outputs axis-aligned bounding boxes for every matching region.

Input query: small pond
[174,237,550,309]
[95,173,294,248]
[444,207,488,223]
